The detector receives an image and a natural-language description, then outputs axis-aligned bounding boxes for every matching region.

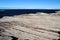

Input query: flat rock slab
[0,14,60,40]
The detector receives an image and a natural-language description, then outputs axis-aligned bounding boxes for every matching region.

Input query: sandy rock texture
[0,12,60,40]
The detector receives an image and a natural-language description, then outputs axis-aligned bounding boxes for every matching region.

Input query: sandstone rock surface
[0,12,60,40]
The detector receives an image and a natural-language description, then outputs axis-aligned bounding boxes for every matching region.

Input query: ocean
[0,9,60,18]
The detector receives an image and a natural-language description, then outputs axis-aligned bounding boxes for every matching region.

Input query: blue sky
[0,0,60,9]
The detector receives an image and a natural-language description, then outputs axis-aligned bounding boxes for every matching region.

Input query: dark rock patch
[11,36,18,40]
